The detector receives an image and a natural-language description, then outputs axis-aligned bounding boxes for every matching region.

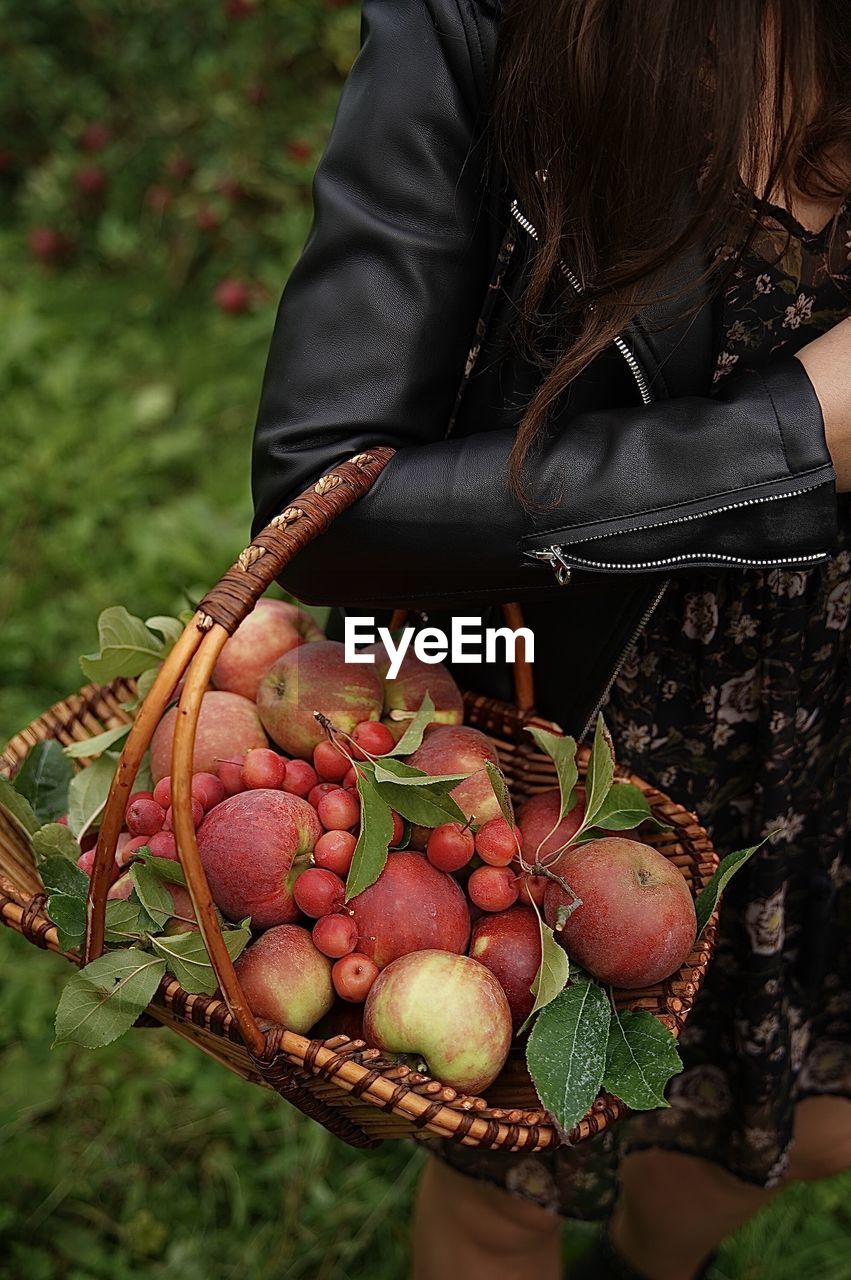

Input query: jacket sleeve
[251,0,839,610]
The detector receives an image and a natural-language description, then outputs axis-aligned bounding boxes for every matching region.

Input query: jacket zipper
[578,579,671,740]
[509,199,653,406]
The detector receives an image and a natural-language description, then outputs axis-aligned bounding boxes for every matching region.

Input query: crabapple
[426,822,475,873]
[332,952,379,1003]
[126,797,165,837]
[163,797,204,832]
[390,811,405,847]
[317,787,360,832]
[518,874,548,908]
[293,868,345,918]
[116,834,152,867]
[474,817,518,868]
[467,865,520,912]
[313,740,350,781]
[308,781,341,809]
[148,831,177,860]
[282,758,318,799]
[192,771,226,811]
[241,748,287,790]
[312,913,358,959]
[217,755,247,797]
[313,830,357,876]
[153,776,172,808]
[350,720,396,759]
[343,765,359,788]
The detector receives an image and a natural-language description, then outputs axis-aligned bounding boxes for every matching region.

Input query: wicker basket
[0,448,719,1152]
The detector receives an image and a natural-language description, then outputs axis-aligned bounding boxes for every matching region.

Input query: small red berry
[467,865,520,912]
[282,758,318,799]
[317,787,360,832]
[308,780,341,809]
[313,829,357,876]
[426,822,475,873]
[332,952,379,1002]
[313,740,351,781]
[312,913,358,959]
[293,867,345,918]
[350,720,396,759]
[474,817,518,867]
[214,277,251,315]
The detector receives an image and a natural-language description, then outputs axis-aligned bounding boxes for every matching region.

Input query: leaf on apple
[694,841,764,938]
[132,846,187,886]
[104,899,150,944]
[79,605,169,682]
[570,782,671,843]
[67,753,118,839]
[0,775,40,837]
[64,723,131,760]
[149,925,250,995]
[389,693,436,757]
[31,821,81,864]
[345,765,395,901]
[40,855,89,901]
[526,979,610,1135]
[12,740,74,823]
[520,921,569,1032]
[524,727,578,821]
[54,949,167,1049]
[581,714,615,830]
[46,893,87,951]
[484,760,514,826]
[372,757,468,788]
[129,863,176,929]
[603,1008,682,1110]
[370,760,467,829]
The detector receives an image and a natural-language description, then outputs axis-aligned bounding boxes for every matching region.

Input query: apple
[516,787,586,863]
[256,640,383,760]
[235,924,334,1033]
[348,851,470,969]
[162,884,199,935]
[212,599,325,701]
[469,907,542,1031]
[360,645,463,741]
[197,789,321,927]
[543,837,697,988]
[150,690,267,783]
[407,725,506,829]
[363,950,512,1094]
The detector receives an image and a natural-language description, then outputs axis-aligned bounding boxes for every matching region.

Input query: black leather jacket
[251,0,838,740]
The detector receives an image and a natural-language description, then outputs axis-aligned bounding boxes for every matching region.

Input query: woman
[251,3,851,1278]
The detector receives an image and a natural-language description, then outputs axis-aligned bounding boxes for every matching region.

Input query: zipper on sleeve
[578,579,671,741]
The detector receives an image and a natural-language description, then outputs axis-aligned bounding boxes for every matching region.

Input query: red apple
[256,640,383,760]
[469,907,542,1031]
[212,599,325,701]
[162,884,199,935]
[407,725,507,829]
[543,837,697,988]
[150,690,267,783]
[235,924,334,1033]
[364,950,512,1093]
[516,787,586,863]
[348,851,469,969]
[197,789,321,928]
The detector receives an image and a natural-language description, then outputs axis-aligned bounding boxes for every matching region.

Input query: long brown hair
[488,0,851,499]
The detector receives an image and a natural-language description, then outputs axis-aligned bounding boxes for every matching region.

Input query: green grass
[2,243,850,1280]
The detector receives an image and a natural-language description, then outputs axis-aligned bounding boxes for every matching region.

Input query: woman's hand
[795,318,851,492]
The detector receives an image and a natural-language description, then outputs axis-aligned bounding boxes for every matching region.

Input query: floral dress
[431,200,851,1217]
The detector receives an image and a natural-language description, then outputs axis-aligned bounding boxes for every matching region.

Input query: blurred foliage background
[1,2,850,1277]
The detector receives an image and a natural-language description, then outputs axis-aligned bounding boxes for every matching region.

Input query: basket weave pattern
[0,451,719,1152]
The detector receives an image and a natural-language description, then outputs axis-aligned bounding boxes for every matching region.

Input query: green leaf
[54,950,167,1049]
[13,741,73,823]
[39,855,89,900]
[145,614,184,649]
[372,760,468,787]
[372,777,467,829]
[135,848,186,886]
[694,842,763,937]
[525,727,578,821]
[345,766,395,901]
[520,922,569,1032]
[571,782,671,841]
[526,980,610,1135]
[603,1009,682,1110]
[582,714,615,828]
[104,899,149,944]
[31,821,81,863]
[63,724,131,759]
[389,693,436,757]
[129,863,175,928]
[46,893,87,950]
[79,606,166,682]
[484,760,514,825]
[67,754,117,839]
[149,926,250,995]
[0,776,40,836]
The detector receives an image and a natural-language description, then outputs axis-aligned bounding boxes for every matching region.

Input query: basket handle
[388,600,535,714]
[84,449,395,1056]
